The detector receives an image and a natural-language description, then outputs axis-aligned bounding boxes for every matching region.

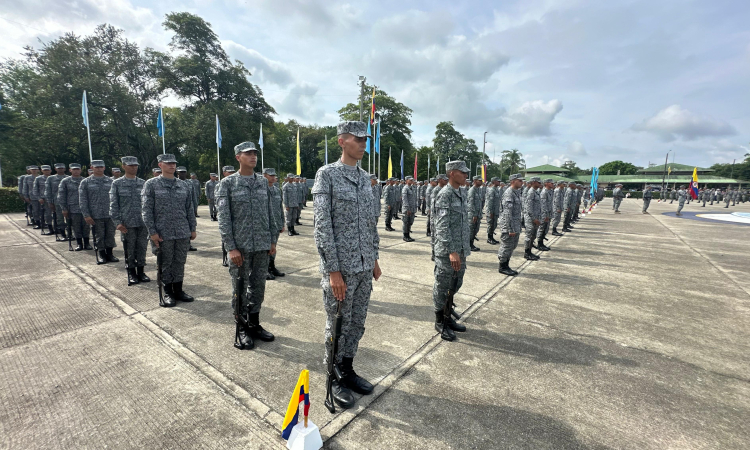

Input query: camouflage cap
[223,166,236,172]
[87,169,93,173]
[90,160,105,168]
[472,175,481,181]
[157,153,177,163]
[28,165,39,170]
[40,165,51,170]
[209,173,217,177]
[680,185,686,188]
[556,180,565,185]
[176,166,187,172]
[491,177,499,182]
[111,168,121,172]
[437,174,449,181]
[445,160,469,174]
[616,183,623,186]
[430,178,436,182]
[405,176,413,181]
[69,163,81,169]
[295,175,301,179]
[286,173,295,178]
[528,176,541,183]
[543,178,554,184]
[54,163,66,169]
[234,141,258,154]
[121,156,139,166]
[337,120,372,138]
[152,168,161,173]
[370,174,378,180]
[26,166,32,170]
[509,173,523,181]
[262,168,277,176]
[190,172,196,176]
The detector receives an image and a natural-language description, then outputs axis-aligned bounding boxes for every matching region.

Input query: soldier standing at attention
[425,178,436,235]
[111,168,121,179]
[177,167,198,251]
[523,177,542,261]
[205,173,218,221]
[676,185,687,216]
[302,177,309,208]
[381,179,392,231]
[613,183,624,214]
[110,156,150,285]
[485,177,501,245]
[551,181,565,236]
[467,176,483,252]
[142,153,197,307]
[18,167,30,223]
[283,173,300,236]
[152,168,162,178]
[401,176,417,242]
[418,181,426,215]
[561,182,575,231]
[432,161,470,341]
[264,168,286,281]
[386,178,400,232]
[497,174,524,276]
[313,121,381,409]
[33,165,52,235]
[370,175,382,225]
[80,160,118,264]
[216,142,278,349]
[58,164,92,251]
[45,163,68,238]
[724,188,732,208]
[25,166,41,229]
[642,185,653,214]
[394,180,402,220]
[190,173,201,217]
[536,179,553,251]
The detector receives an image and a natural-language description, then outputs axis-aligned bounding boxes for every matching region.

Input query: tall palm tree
[502,149,525,175]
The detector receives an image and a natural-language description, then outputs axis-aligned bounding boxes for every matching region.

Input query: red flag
[414,154,418,179]
[369,88,376,125]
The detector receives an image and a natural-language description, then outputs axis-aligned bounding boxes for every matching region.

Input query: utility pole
[661,150,671,194]
[358,76,366,122]
[731,158,736,179]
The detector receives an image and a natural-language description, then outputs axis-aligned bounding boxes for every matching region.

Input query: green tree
[598,160,639,175]
[501,149,526,175]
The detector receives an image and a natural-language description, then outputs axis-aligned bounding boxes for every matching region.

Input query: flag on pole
[325,134,328,165]
[374,121,380,154]
[388,148,393,179]
[400,150,404,180]
[365,122,371,154]
[216,115,222,148]
[481,164,486,182]
[157,108,164,137]
[427,153,430,180]
[414,154,418,179]
[689,167,699,199]
[436,157,439,174]
[369,88,376,124]
[259,123,264,150]
[281,370,310,440]
[82,91,89,128]
[296,128,301,175]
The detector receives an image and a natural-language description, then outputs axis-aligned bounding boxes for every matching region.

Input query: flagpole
[216,115,221,180]
[260,123,264,170]
[83,91,93,161]
[162,115,166,155]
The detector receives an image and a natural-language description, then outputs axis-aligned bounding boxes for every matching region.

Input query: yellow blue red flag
[281,369,310,440]
[690,167,699,199]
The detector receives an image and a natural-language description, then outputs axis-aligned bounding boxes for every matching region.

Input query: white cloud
[566,140,587,156]
[223,40,294,87]
[630,105,736,141]
[496,99,563,137]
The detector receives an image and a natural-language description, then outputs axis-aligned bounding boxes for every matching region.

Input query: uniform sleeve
[312,170,340,273]
[44,177,53,203]
[215,180,237,251]
[433,192,455,254]
[267,188,278,245]
[32,179,40,199]
[541,191,549,218]
[58,180,67,212]
[141,181,157,236]
[79,179,91,218]
[186,184,197,232]
[110,181,121,225]
[499,193,512,233]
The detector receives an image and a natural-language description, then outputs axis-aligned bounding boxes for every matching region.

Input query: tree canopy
[598,160,640,176]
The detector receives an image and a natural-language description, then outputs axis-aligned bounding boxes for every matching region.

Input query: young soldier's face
[236,151,258,169]
[71,169,81,177]
[338,133,367,161]
[93,166,105,176]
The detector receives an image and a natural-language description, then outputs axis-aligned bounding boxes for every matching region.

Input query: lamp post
[482,132,488,181]
[661,150,671,195]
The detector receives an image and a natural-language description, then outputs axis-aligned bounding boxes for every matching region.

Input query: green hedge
[599,190,671,200]
[0,187,27,213]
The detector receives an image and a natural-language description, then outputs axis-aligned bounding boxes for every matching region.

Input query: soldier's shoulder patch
[218,198,227,208]
[438,208,448,217]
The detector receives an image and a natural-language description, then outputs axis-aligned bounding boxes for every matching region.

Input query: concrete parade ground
[1,197,749,449]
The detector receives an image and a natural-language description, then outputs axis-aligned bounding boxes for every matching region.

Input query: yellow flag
[668,166,672,175]
[281,370,310,440]
[388,149,393,178]
[296,128,301,175]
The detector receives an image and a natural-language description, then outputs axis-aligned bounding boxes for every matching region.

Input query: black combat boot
[403,233,414,242]
[470,243,480,252]
[524,248,540,261]
[291,226,300,236]
[287,227,294,236]
[172,282,194,302]
[266,271,275,280]
[161,284,177,307]
[42,225,54,235]
[127,268,139,286]
[270,261,285,277]
[537,239,550,251]
[248,312,275,342]
[330,378,355,409]
[96,249,107,265]
[552,227,563,236]
[234,314,254,350]
[340,357,374,395]
[83,238,93,250]
[105,248,119,262]
[136,266,151,282]
[189,245,197,251]
[448,315,466,332]
[33,220,41,229]
[74,238,85,251]
[498,261,517,276]
[435,311,456,341]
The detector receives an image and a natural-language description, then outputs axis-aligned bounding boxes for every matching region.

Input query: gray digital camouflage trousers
[497,232,520,263]
[208,199,216,218]
[470,218,480,242]
[536,221,549,242]
[152,238,190,284]
[69,213,91,239]
[286,207,299,228]
[642,199,651,213]
[31,201,41,223]
[229,249,269,315]
[677,201,685,214]
[402,212,415,234]
[93,218,117,249]
[53,204,64,230]
[322,270,372,366]
[121,226,148,268]
[432,254,466,313]
[486,214,498,238]
[613,199,622,212]
[41,202,52,225]
[551,210,562,229]
[524,222,539,249]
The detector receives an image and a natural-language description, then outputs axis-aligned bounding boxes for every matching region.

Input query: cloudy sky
[2,0,749,168]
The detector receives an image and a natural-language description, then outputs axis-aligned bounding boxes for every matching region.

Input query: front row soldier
[612,183,624,214]
[676,185,687,216]
[263,167,286,281]
[642,185,653,214]
[551,180,565,236]
[177,167,198,252]
[523,177,542,261]
[485,177,501,245]
[401,176,417,242]
[432,161,470,341]
[425,178,436,236]
[497,174,524,276]
[467,175,482,251]
[110,156,150,285]
[313,121,381,410]
[535,178,554,251]
[45,163,68,239]
[142,153,197,307]
[216,142,278,350]
[58,164,92,251]
[283,173,300,236]
[79,160,119,264]
[26,166,42,229]
[561,182,575,231]
[33,165,52,234]
[384,178,398,232]
[205,173,218,221]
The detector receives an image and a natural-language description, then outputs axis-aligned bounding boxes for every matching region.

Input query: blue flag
[436,157,439,174]
[325,134,328,165]
[259,123,264,150]
[216,115,222,149]
[157,108,164,137]
[365,122,371,154]
[82,91,89,128]
[375,121,380,154]
[400,150,404,180]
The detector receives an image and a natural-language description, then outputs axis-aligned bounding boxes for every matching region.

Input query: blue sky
[2,0,749,169]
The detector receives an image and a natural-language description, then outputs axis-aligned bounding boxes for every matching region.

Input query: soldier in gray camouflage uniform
[45,163,68,238]
[313,121,381,409]
[536,178,554,251]
[419,180,427,215]
[205,173,218,221]
[551,180,565,235]
[177,167,198,251]
[216,142,278,349]
[642,185,653,214]
[264,168,286,281]
[189,173,201,217]
[25,166,41,229]
[467,175,483,251]
[430,174,448,261]
[561,182,576,231]
[110,156,150,285]
[432,161,471,341]
[425,178,436,235]
[142,153,197,307]
[612,183,624,213]
[676,185,687,216]
[33,165,52,234]
[80,160,119,264]
[498,174,524,275]
[18,168,31,225]
[283,173,300,235]
[294,176,304,223]
[401,176,417,241]
[485,177,501,245]
[58,164,92,250]
[111,168,121,179]
[370,174,382,225]
[523,177,542,261]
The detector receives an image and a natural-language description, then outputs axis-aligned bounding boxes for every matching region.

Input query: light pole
[661,150,671,195]
[482,132,488,181]
[358,76,366,121]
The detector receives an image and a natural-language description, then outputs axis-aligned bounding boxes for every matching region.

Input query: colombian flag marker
[282,370,322,450]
